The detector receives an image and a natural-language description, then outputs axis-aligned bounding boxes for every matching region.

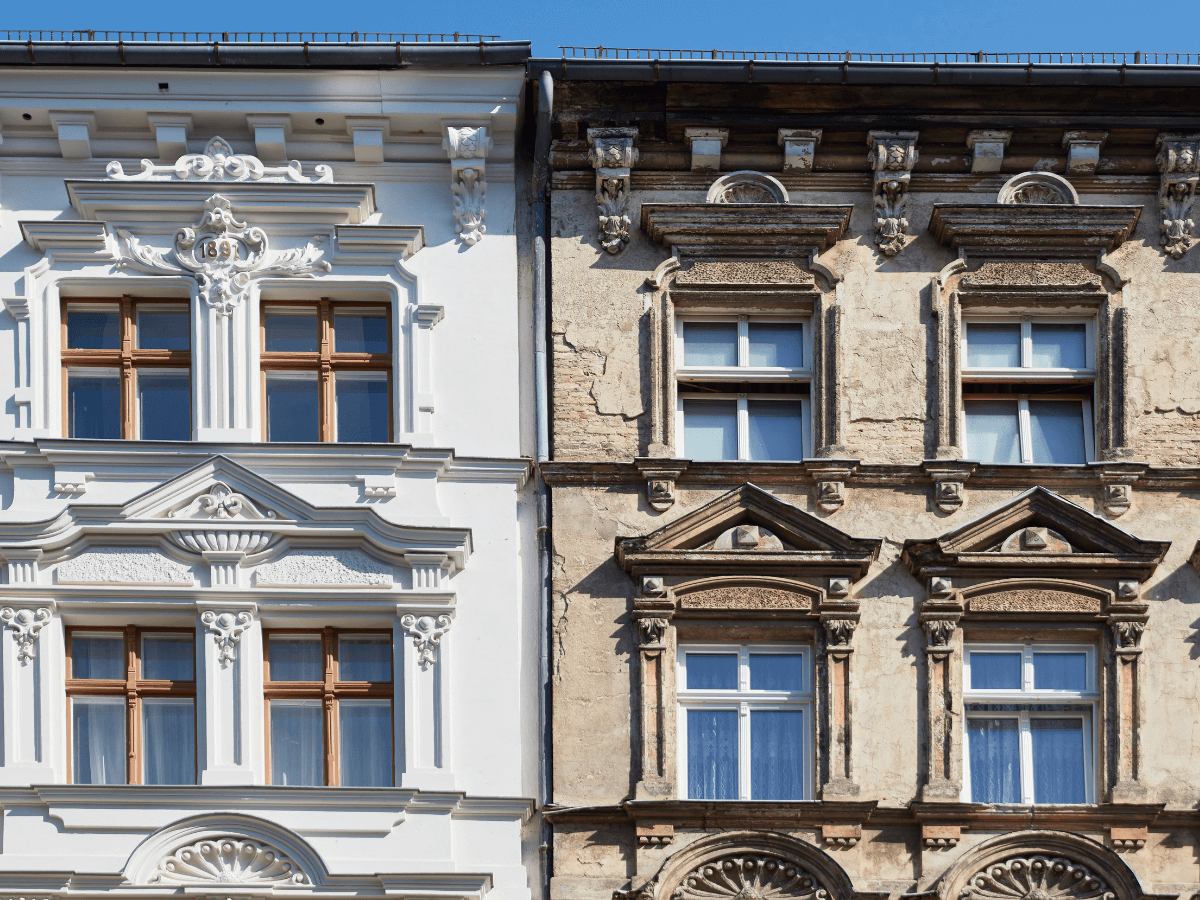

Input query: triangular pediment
[903,486,1169,581]
[122,457,312,522]
[616,483,880,581]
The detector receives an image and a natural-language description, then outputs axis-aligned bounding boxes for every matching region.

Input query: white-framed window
[961,317,1095,464]
[675,316,811,461]
[962,643,1099,804]
[676,643,813,800]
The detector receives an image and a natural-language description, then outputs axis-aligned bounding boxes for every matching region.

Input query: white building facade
[0,36,540,900]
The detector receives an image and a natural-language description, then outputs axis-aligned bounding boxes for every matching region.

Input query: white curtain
[73,698,125,784]
[339,700,392,786]
[271,700,323,785]
[143,698,195,784]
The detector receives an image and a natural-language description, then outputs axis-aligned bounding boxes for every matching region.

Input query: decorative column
[1108,583,1149,801]
[867,131,918,257]
[634,576,674,799]
[920,580,961,801]
[588,127,638,254]
[820,577,859,798]
[398,611,454,789]
[0,596,57,784]
[443,125,491,246]
[197,602,259,784]
[1156,133,1200,259]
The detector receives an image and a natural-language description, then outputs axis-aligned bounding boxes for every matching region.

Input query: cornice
[641,202,852,258]
[929,203,1143,256]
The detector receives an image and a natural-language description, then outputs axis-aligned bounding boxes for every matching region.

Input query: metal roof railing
[4,31,501,42]
[558,48,1200,65]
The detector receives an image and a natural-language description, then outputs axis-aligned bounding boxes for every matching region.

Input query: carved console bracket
[0,606,52,664]
[634,458,690,512]
[201,608,254,667]
[1091,461,1148,518]
[803,459,859,512]
[588,127,639,254]
[1156,133,1200,258]
[966,130,1011,174]
[400,613,453,669]
[443,125,492,246]
[684,128,728,172]
[922,460,977,514]
[636,823,674,848]
[922,825,962,848]
[778,128,822,172]
[821,824,860,848]
[1110,827,1148,851]
[1063,131,1108,176]
[867,131,918,256]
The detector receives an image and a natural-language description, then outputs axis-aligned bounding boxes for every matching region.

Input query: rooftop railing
[3,31,501,42]
[558,48,1200,65]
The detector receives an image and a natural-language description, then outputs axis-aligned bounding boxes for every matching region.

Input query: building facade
[0,35,542,900]
[535,58,1200,900]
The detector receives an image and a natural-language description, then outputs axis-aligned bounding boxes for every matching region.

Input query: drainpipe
[532,67,554,899]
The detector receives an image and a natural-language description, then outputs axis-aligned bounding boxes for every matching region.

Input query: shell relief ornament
[960,857,1115,900]
[672,855,828,900]
[149,837,309,885]
[117,194,330,316]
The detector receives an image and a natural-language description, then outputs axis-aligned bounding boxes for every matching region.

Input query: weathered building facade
[534,57,1200,900]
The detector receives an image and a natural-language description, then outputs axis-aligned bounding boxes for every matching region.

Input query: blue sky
[9,0,1197,58]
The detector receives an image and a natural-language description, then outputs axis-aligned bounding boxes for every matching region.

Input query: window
[963,643,1098,804]
[677,644,812,800]
[675,317,810,461]
[263,630,393,786]
[66,628,195,784]
[261,301,391,442]
[961,318,1095,464]
[62,298,191,440]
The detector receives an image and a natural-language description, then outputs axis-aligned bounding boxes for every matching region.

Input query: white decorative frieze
[253,549,392,587]
[868,131,918,257]
[1156,134,1200,259]
[117,193,331,316]
[201,610,254,667]
[148,838,309,885]
[400,614,452,669]
[56,549,194,585]
[168,482,278,521]
[587,127,639,254]
[0,607,52,665]
[443,125,492,246]
[107,135,333,183]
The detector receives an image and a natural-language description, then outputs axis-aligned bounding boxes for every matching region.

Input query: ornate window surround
[903,487,1168,806]
[616,483,881,804]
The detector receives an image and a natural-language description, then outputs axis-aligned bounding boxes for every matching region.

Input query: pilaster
[398,611,455,789]
[197,602,260,785]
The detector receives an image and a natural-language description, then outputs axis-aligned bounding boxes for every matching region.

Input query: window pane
[264,310,319,352]
[143,699,195,785]
[1029,400,1087,465]
[339,636,392,682]
[750,709,805,800]
[335,311,388,354]
[138,370,190,441]
[1031,718,1087,803]
[138,310,189,350]
[964,399,1021,463]
[967,717,1020,802]
[686,709,737,799]
[969,652,1022,691]
[266,374,318,442]
[1033,653,1088,691]
[142,635,194,681]
[68,371,120,439]
[335,373,389,443]
[269,637,323,681]
[683,322,737,367]
[966,324,1020,368]
[748,400,803,461]
[270,700,323,786]
[1031,324,1086,369]
[339,700,392,786]
[686,653,738,690]
[749,654,805,691]
[72,635,124,679]
[683,400,737,460]
[73,698,126,784]
[748,323,802,368]
[67,308,119,349]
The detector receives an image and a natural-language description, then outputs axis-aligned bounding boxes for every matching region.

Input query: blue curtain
[1031,718,1086,803]
[967,717,1019,802]
[687,709,737,799]
[750,710,804,800]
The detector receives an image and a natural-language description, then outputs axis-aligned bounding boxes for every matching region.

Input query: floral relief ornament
[201,610,254,667]
[960,857,1114,900]
[117,194,330,316]
[1157,136,1200,259]
[107,135,333,184]
[400,614,452,669]
[0,607,52,665]
[444,126,492,246]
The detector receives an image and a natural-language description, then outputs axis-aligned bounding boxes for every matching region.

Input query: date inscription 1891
[199,238,243,261]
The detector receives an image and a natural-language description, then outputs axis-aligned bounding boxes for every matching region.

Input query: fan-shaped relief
[706,171,789,204]
[960,857,1113,900]
[674,855,828,900]
[997,172,1080,205]
[149,837,309,886]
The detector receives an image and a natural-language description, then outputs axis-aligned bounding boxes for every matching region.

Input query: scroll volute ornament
[588,127,639,254]
[867,131,918,257]
[1156,134,1200,258]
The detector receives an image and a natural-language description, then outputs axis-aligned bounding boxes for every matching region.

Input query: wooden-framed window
[65,626,196,785]
[263,629,394,786]
[61,297,191,440]
[260,300,392,442]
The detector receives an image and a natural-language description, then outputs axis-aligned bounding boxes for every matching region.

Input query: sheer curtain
[750,710,804,800]
[1031,718,1086,803]
[143,699,195,784]
[73,698,125,784]
[271,700,323,785]
[687,709,737,799]
[967,717,1019,802]
[339,700,392,786]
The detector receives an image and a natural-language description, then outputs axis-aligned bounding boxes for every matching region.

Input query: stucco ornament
[106,135,333,183]
[201,610,254,667]
[400,614,452,669]
[1156,135,1200,258]
[868,131,918,256]
[672,855,828,900]
[960,857,1114,900]
[0,607,52,665]
[443,126,492,246]
[149,838,308,885]
[706,171,789,205]
[997,172,1079,205]
[588,127,639,254]
[169,482,278,521]
[117,194,330,316]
